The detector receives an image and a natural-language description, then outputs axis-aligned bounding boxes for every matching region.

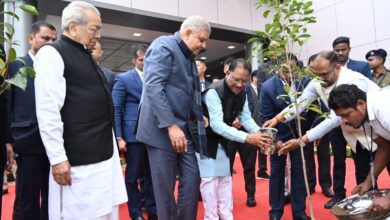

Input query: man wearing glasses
[264,51,379,209]
[34,1,127,219]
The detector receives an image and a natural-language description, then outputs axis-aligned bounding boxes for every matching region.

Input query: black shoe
[321,187,334,198]
[148,213,158,220]
[284,195,291,205]
[256,173,270,180]
[246,194,257,207]
[324,196,345,209]
[294,214,311,220]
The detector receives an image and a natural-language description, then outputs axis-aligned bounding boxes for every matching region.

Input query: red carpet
[2,157,390,220]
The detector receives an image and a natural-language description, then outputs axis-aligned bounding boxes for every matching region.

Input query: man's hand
[245,133,272,151]
[52,160,72,186]
[263,114,285,128]
[351,178,372,195]
[232,118,242,129]
[167,124,188,153]
[6,143,15,169]
[278,138,301,155]
[368,195,390,215]
[117,138,127,152]
[203,116,209,128]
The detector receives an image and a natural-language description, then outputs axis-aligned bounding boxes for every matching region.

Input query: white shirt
[135,67,143,82]
[280,67,379,151]
[366,87,390,141]
[34,45,67,165]
[251,83,257,96]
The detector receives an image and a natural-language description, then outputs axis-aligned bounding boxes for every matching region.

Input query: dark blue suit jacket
[260,75,314,142]
[112,68,142,143]
[347,59,372,79]
[6,54,45,154]
[136,32,198,151]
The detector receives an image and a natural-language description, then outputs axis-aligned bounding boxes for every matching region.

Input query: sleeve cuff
[49,155,68,166]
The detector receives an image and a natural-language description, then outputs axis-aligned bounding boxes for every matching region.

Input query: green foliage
[0,1,38,94]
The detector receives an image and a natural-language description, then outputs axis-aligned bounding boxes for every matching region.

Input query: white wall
[91,0,266,33]
[303,0,390,67]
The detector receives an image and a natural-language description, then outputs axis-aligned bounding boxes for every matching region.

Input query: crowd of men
[0,0,390,220]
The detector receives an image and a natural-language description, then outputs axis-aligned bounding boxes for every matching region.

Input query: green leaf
[265,23,271,33]
[19,66,36,77]
[2,11,19,20]
[19,4,38,16]
[5,72,27,91]
[308,106,322,114]
[8,47,16,62]
[263,10,271,18]
[4,22,14,35]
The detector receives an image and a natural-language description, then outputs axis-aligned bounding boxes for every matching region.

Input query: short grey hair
[180,15,211,33]
[61,1,100,31]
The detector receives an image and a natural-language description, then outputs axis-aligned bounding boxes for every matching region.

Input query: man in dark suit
[195,59,210,92]
[6,21,57,220]
[333,36,372,79]
[247,71,269,180]
[136,16,210,220]
[0,78,13,218]
[112,44,157,220]
[91,40,116,90]
[261,53,312,220]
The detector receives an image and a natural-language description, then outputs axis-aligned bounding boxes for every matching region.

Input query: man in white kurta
[34,1,127,219]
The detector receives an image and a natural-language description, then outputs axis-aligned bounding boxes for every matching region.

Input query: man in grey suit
[136,15,211,220]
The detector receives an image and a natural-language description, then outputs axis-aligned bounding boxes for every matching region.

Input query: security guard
[366,48,390,87]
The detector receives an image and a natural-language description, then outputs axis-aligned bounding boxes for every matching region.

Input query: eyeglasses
[88,26,102,35]
[230,73,248,85]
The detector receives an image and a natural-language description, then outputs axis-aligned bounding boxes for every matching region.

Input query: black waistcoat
[51,35,114,166]
[203,79,246,159]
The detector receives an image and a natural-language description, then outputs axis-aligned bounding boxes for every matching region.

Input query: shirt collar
[134,67,144,81]
[28,50,35,62]
[174,32,193,58]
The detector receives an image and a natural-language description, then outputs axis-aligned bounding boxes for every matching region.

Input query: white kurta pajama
[34,45,127,219]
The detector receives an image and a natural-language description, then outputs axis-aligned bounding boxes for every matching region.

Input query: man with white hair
[136,15,210,220]
[34,1,127,219]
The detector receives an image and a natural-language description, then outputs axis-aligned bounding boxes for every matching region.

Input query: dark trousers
[329,126,347,198]
[0,156,4,218]
[351,142,375,185]
[303,142,316,190]
[13,154,50,220]
[227,141,257,195]
[125,142,156,219]
[146,131,200,220]
[257,149,268,176]
[305,134,332,190]
[269,149,307,220]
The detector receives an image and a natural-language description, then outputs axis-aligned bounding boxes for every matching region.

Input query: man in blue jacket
[136,15,210,220]
[261,53,313,220]
[7,21,57,220]
[112,43,157,220]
